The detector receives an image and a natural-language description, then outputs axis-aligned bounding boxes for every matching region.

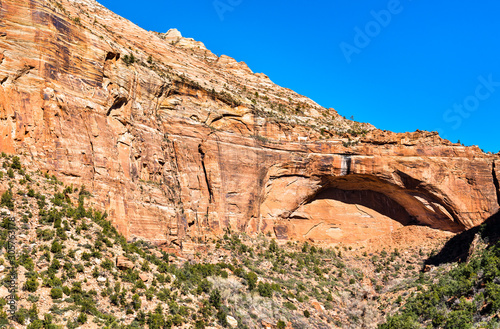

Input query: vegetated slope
[0,154,453,329]
[379,213,500,329]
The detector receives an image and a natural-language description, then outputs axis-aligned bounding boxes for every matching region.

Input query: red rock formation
[116,256,135,270]
[0,0,498,248]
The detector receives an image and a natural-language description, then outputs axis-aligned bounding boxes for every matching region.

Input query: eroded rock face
[259,144,499,242]
[0,0,498,247]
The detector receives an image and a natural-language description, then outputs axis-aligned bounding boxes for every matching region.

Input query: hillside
[0,153,459,328]
[379,213,500,329]
[1,0,500,327]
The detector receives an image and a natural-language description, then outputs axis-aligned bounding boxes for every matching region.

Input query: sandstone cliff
[0,0,498,249]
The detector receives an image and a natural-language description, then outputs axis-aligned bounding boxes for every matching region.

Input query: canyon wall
[0,0,498,248]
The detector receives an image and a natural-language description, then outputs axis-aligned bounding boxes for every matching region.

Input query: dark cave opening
[314,188,419,226]
[298,174,465,232]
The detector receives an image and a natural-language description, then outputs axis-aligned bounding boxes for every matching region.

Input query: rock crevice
[198,144,213,203]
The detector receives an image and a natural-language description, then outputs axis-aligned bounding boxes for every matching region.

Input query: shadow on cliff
[425,211,500,266]
[314,188,419,226]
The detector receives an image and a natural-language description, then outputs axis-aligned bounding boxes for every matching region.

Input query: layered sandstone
[0,0,499,248]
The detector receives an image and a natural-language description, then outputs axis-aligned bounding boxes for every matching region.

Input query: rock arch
[259,156,473,244]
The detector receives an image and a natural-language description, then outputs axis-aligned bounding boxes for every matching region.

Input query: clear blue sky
[99,0,500,153]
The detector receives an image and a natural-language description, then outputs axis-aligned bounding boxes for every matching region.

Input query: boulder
[116,256,134,270]
[311,301,325,313]
[226,315,238,328]
[139,273,149,282]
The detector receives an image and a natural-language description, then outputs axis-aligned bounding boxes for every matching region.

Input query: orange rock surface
[0,0,499,248]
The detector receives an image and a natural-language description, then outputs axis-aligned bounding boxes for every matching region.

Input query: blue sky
[99,0,500,153]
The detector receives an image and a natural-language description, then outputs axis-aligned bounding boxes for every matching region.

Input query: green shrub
[257,282,273,298]
[216,309,227,326]
[62,286,71,296]
[75,263,85,273]
[486,282,500,312]
[147,311,165,328]
[20,254,34,271]
[23,278,39,292]
[209,289,221,309]
[48,259,61,274]
[134,279,146,290]
[246,271,258,291]
[50,240,62,253]
[0,217,14,229]
[76,313,87,325]
[132,294,141,310]
[51,192,66,207]
[0,190,14,210]
[378,314,419,329]
[50,287,63,299]
[11,156,21,170]
[81,252,91,261]
[197,279,212,294]
[101,258,114,270]
[36,229,54,241]
[27,303,38,322]
[27,295,39,303]
[122,54,136,65]
[27,320,44,329]
[13,308,28,325]
[63,185,73,194]
[268,239,278,253]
